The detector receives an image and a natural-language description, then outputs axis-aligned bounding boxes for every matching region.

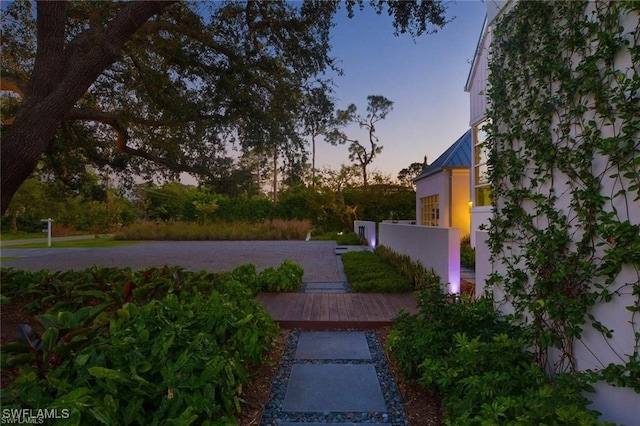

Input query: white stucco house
[414,129,471,238]
[468,1,639,424]
[463,3,502,248]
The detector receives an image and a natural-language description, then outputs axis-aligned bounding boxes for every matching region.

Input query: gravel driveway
[0,240,341,282]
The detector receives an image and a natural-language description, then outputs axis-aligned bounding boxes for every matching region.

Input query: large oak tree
[1,0,447,214]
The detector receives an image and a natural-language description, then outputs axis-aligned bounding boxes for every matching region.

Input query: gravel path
[0,240,341,282]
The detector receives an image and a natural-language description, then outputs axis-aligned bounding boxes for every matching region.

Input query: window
[420,195,440,226]
[474,120,492,206]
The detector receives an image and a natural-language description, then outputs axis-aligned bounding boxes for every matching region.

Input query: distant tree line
[2,167,416,235]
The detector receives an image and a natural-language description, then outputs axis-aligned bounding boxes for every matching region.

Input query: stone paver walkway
[1,239,411,424]
[259,246,409,424]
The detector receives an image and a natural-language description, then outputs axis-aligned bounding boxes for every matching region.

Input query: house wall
[450,169,471,238]
[474,230,491,297]
[379,222,460,294]
[468,29,490,127]
[472,2,639,424]
[467,15,493,248]
[470,208,491,247]
[415,172,449,226]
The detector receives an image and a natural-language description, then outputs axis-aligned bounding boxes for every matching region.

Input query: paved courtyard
[0,240,341,282]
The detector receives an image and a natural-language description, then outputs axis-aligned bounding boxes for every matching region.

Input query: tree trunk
[1,1,176,214]
[272,149,278,207]
[311,134,316,189]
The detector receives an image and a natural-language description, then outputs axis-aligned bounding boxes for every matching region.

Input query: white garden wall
[353,220,376,250]
[379,222,460,293]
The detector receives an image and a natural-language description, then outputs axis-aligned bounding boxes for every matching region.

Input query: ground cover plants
[6,238,139,249]
[387,283,607,425]
[340,245,441,292]
[0,262,302,425]
[340,250,413,292]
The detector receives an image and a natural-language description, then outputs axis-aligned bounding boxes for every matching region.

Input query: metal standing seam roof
[414,129,472,182]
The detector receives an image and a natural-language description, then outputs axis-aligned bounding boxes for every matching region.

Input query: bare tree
[326,95,393,185]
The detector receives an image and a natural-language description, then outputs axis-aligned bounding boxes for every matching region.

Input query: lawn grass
[341,250,414,292]
[5,238,140,249]
[0,232,49,241]
[312,231,366,245]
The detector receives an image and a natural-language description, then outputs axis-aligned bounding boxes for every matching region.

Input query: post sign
[41,218,53,247]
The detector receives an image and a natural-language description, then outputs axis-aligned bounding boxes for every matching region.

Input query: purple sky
[315,0,486,179]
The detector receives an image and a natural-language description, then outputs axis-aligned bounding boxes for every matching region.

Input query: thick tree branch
[141,20,239,61]
[64,107,224,127]
[63,107,211,176]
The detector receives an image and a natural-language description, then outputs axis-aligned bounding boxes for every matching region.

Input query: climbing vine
[486,0,639,393]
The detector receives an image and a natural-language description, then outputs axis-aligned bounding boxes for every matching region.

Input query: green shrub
[257,260,304,292]
[387,283,603,424]
[374,245,441,290]
[341,250,414,292]
[0,266,281,425]
[460,239,476,269]
[420,332,602,425]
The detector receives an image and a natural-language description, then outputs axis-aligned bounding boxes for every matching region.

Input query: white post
[41,218,53,247]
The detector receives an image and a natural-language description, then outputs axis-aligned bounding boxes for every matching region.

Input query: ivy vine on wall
[486,0,639,392]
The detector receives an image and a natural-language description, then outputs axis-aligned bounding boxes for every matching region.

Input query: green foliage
[2,176,137,234]
[312,231,365,245]
[374,245,441,290]
[460,239,475,269]
[115,219,312,241]
[421,333,602,425]
[256,260,305,293]
[344,184,416,224]
[487,0,639,392]
[387,284,603,424]
[341,250,414,292]
[0,265,280,424]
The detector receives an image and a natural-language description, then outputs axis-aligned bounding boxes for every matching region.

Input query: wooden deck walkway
[255,292,418,329]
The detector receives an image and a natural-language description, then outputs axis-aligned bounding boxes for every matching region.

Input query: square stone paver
[282,364,386,412]
[295,331,370,360]
[304,282,347,293]
[279,424,391,426]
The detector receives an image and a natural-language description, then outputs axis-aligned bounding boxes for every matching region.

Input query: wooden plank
[302,294,314,320]
[320,293,330,321]
[360,294,377,321]
[343,294,357,321]
[255,292,419,329]
[289,293,306,320]
[337,293,349,321]
[310,294,322,321]
[377,294,397,319]
[328,294,339,321]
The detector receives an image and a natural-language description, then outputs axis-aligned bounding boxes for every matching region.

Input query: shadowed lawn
[5,238,140,249]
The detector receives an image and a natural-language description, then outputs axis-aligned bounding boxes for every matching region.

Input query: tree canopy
[0,0,447,214]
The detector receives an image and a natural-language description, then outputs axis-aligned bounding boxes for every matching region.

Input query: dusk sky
[316,0,487,179]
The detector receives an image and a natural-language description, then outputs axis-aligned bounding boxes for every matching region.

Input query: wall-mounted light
[468,200,473,212]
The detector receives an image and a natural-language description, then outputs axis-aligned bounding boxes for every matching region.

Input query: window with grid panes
[420,195,440,226]
[474,120,492,206]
